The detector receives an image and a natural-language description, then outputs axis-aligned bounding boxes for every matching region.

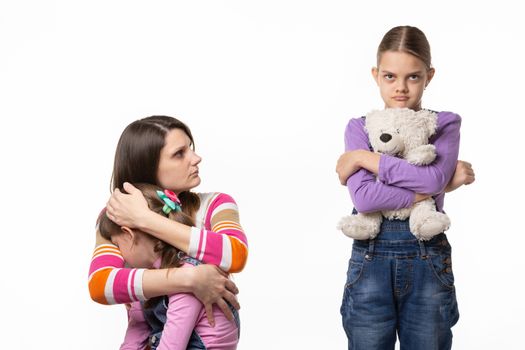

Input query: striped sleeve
[88,244,146,305]
[187,193,248,273]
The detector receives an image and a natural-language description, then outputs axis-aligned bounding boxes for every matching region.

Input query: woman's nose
[192,152,202,165]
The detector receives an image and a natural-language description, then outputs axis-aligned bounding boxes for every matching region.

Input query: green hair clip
[156,190,182,214]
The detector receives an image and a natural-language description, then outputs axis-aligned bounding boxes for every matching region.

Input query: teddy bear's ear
[417,110,438,137]
[364,109,382,134]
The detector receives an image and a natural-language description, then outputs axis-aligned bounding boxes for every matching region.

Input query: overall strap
[418,240,428,259]
[361,116,374,151]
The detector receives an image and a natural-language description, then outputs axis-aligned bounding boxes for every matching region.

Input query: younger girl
[99,183,239,350]
[336,26,475,349]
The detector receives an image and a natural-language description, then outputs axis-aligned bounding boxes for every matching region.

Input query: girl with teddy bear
[336,25,475,350]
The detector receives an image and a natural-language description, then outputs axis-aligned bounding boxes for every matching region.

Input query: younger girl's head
[111,115,202,220]
[372,26,435,111]
[98,183,194,269]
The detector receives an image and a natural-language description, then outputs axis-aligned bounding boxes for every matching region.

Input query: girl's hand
[189,264,240,327]
[106,182,151,228]
[336,150,363,185]
[445,160,475,193]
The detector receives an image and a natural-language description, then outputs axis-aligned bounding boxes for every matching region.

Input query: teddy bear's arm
[377,112,461,195]
[405,144,436,165]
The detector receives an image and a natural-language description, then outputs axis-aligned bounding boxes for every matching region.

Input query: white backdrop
[1,1,524,349]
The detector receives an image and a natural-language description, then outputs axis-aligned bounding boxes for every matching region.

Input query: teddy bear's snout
[380,133,392,143]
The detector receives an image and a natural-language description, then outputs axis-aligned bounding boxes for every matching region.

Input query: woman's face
[372,50,434,111]
[157,128,202,193]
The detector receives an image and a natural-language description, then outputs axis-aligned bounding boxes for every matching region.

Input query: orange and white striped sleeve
[88,244,146,305]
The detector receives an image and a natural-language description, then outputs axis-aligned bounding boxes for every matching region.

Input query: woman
[89,115,248,332]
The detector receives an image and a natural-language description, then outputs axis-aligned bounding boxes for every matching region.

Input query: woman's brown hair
[377,26,432,69]
[111,115,200,220]
[99,183,194,269]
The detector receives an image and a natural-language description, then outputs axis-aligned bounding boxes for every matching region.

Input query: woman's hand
[188,264,240,327]
[336,150,363,185]
[106,182,151,228]
[445,160,475,193]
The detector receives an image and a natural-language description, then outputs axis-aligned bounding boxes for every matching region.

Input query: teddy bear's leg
[409,198,451,241]
[337,212,382,240]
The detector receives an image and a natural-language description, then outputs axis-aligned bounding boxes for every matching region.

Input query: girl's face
[157,128,202,194]
[111,229,158,268]
[372,50,434,111]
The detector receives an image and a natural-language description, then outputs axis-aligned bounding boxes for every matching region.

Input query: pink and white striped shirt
[88,192,248,305]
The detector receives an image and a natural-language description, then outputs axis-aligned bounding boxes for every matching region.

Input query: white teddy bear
[337,108,451,241]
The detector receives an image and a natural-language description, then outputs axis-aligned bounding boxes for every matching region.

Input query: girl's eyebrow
[381,70,424,75]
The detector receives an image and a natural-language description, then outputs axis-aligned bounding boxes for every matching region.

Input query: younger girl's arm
[157,266,204,350]
[342,117,417,213]
[107,186,248,273]
[119,302,150,350]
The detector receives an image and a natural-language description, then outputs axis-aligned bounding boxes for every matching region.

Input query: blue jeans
[340,219,459,350]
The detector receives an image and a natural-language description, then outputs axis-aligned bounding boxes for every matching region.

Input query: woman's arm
[187,193,248,273]
[340,117,417,213]
[89,231,239,324]
[106,183,191,252]
[88,242,146,305]
[107,185,248,273]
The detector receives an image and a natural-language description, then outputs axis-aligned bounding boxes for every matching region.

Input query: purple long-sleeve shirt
[345,111,461,213]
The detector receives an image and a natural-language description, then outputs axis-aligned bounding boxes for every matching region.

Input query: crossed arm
[335,113,475,213]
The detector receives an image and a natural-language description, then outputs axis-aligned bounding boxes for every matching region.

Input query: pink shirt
[121,262,239,350]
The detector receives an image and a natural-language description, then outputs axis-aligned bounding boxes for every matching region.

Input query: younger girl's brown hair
[98,183,195,269]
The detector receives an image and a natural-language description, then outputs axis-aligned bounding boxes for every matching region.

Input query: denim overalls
[144,257,241,350]
[340,216,459,350]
